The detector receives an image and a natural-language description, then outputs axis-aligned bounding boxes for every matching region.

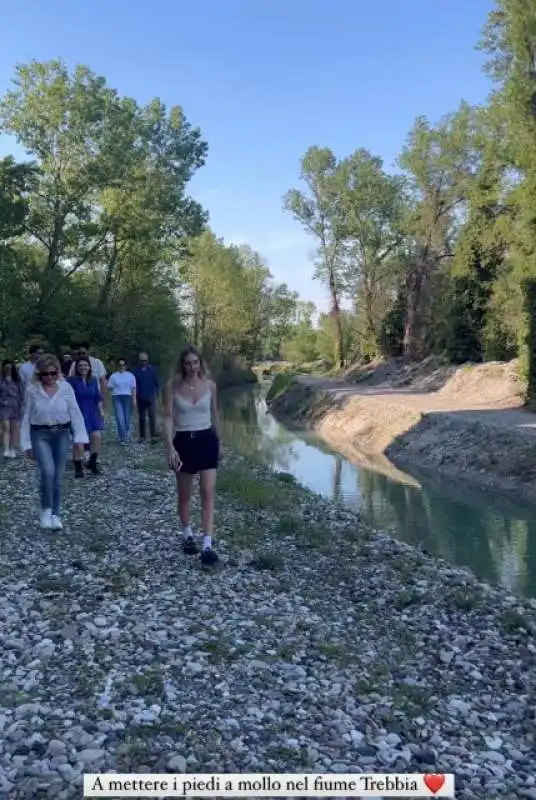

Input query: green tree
[337,148,407,360]
[261,283,299,359]
[283,147,346,368]
[0,59,207,344]
[0,60,207,366]
[281,301,320,364]
[480,0,536,395]
[0,157,37,350]
[398,103,479,360]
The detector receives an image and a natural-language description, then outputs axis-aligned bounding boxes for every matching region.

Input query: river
[219,382,536,598]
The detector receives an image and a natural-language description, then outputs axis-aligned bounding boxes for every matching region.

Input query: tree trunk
[522,278,536,407]
[332,457,342,500]
[403,261,425,361]
[362,281,377,362]
[98,236,119,308]
[328,268,344,369]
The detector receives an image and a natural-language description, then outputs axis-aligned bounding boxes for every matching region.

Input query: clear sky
[0,0,495,310]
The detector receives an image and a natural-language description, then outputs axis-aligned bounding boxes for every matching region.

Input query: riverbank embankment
[267,358,536,501]
[0,437,535,798]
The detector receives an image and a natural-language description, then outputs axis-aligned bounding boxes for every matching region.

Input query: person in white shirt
[21,354,89,531]
[107,358,137,444]
[19,344,44,392]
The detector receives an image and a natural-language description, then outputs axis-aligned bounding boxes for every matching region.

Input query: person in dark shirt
[133,352,160,443]
[60,352,73,377]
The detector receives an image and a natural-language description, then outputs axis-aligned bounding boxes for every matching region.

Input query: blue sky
[1,0,495,310]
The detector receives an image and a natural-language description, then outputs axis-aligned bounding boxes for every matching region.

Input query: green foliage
[179,231,296,369]
[266,372,298,404]
[521,280,536,401]
[0,59,292,374]
[279,4,536,380]
[283,147,347,368]
[379,289,406,358]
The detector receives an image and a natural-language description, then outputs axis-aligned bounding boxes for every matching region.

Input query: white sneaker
[50,515,63,530]
[9,449,16,458]
[40,509,52,529]
[2,450,9,459]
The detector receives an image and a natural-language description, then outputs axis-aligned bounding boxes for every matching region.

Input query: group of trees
[0,59,300,375]
[283,0,536,395]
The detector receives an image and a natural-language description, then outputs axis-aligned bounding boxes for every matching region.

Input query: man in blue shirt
[133,352,160,443]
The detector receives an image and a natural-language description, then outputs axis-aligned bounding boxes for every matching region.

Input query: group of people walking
[0,343,220,565]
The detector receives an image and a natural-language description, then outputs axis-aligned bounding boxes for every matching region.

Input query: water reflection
[219,383,536,598]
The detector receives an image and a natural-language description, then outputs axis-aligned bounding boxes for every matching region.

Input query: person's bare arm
[164,382,182,470]
[210,381,221,438]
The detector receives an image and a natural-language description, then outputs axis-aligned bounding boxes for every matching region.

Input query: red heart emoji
[424,774,446,794]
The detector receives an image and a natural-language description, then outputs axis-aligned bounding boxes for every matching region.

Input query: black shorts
[172,428,220,474]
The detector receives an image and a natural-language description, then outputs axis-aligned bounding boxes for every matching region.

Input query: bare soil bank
[267,359,536,500]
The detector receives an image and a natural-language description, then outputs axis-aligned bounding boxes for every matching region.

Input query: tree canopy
[281,1,536,398]
[0,58,298,377]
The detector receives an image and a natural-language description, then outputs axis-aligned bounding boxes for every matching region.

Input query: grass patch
[227,523,265,547]
[87,534,108,554]
[274,471,298,486]
[201,636,253,664]
[447,586,483,612]
[500,609,531,634]
[393,589,424,610]
[131,668,166,703]
[354,665,390,694]
[265,744,314,767]
[275,515,301,534]
[35,573,74,595]
[104,561,144,594]
[391,684,434,713]
[316,641,350,663]
[265,372,298,404]
[0,688,36,706]
[277,643,298,660]
[218,466,292,510]
[250,552,285,572]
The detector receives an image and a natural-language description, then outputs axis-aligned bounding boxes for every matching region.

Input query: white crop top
[173,387,212,432]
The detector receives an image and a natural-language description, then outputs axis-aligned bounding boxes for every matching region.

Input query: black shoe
[88,454,101,475]
[182,537,199,555]
[201,547,219,566]
[138,437,145,444]
[73,459,84,478]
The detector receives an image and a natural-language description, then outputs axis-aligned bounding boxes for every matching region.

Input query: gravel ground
[0,439,535,799]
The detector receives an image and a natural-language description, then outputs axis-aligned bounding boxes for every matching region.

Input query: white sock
[203,534,212,550]
[182,524,193,539]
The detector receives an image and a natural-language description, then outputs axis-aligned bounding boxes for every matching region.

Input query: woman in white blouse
[21,354,89,530]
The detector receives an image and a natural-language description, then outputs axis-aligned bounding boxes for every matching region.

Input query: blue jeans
[30,427,71,515]
[112,395,133,441]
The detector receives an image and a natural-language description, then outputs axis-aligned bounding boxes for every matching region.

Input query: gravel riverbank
[0,441,535,799]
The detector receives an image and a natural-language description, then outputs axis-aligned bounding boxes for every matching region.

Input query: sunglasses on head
[40,370,58,377]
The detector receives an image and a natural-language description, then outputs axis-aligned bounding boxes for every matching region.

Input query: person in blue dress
[68,356,105,476]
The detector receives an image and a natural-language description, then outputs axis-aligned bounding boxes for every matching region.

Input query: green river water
[219,383,536,598]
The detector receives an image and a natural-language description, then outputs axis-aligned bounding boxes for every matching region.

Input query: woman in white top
[164,345,220,566]
[107,358,137,444]
[21,354,89,530]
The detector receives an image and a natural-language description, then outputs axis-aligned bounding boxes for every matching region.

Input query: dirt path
[298,374,536,435]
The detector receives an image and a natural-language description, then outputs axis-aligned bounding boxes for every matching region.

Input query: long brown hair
[172,345,209,387]
[74,356,94,381]
[1,359,19,383]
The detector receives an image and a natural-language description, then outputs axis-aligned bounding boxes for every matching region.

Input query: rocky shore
[267,366,536,502]
[0,440,535,799]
